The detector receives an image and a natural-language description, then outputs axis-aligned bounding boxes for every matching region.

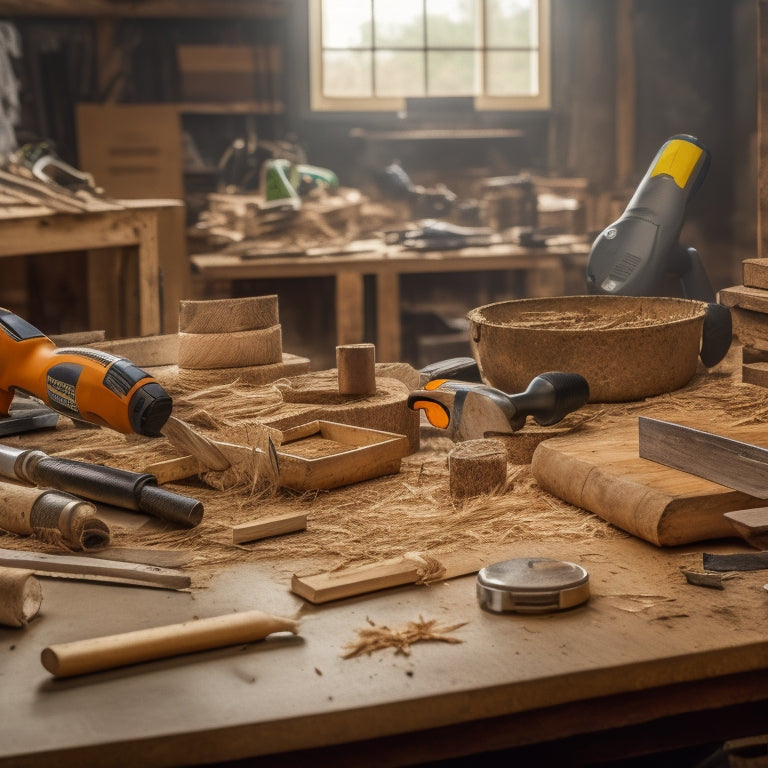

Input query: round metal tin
[476,557,590,614]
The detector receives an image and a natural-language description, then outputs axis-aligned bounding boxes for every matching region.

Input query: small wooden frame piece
[277,420,409,491]
[232,512,307,544]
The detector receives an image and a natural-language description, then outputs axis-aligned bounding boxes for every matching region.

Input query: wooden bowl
[467,295,708,402]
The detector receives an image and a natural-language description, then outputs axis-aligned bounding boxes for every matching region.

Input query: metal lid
[476,557,590,614]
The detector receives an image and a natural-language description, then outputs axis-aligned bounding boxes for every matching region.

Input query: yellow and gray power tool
[586,133,732,367]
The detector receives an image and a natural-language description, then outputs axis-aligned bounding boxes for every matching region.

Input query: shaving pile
[342,616,467,658]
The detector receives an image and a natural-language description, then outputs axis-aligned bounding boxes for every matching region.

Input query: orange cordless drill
[0,308,172,437]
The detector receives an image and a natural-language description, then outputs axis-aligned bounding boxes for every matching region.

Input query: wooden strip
[90,334,179,367]
[0,547,190,590]
[702,551,768,572]
[145,455,203,484]
[232,512,307,544]
[637,417,768,499]
[291,549,499,604]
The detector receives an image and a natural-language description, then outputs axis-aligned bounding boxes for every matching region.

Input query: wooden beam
[0,0,287,18]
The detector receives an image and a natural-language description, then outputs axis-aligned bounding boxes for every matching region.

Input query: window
[309,0,550,112]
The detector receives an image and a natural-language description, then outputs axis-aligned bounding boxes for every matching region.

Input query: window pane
[374,0,424,48]
[486,0,536,48]
[374,51,425,97]
[323,51,373,97]
[322,0,372,48]
[427,51,478,96]
[425,0,476,47]
[486,50,538,95]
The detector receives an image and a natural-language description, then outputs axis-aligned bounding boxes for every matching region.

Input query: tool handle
[510,372,590,426]
[27,456,203,528]
[419,357,482,385]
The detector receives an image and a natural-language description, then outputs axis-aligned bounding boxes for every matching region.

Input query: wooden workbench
[191,240,589,362]
[0,199,187,337]
[3,350,768,766]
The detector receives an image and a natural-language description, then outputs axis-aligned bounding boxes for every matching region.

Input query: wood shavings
[342,616,467,658]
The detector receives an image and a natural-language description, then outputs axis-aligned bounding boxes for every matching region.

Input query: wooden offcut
[0,567,42,627]
[448,439,508,500]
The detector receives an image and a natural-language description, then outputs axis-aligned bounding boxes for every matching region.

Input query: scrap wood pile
[0,141,124,217]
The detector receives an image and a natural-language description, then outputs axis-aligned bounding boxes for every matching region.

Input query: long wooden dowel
[41,610,300,677]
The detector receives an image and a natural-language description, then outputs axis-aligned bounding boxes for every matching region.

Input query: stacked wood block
[719,259,768,386]
[177,295,310,383]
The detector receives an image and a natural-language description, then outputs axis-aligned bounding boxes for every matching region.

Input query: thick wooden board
[531,419,768,546]
[719,284,768,312]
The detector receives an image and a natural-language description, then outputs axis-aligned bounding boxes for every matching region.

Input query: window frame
[309,0,551,113]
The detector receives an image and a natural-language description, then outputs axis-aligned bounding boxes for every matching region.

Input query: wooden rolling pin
[41,610,300,678]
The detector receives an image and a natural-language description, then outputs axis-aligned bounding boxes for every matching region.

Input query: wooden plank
[0,548,191,590]
[719,284,768,312]
[727,306,768,351]
[637,417,768,499]
[90,334,180,368]
[231,512,307,544]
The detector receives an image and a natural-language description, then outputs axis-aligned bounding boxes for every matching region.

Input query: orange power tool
[0,308,172,437]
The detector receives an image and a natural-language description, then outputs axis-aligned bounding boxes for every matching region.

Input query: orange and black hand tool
[0,308,172,437]
[408,372,589,442]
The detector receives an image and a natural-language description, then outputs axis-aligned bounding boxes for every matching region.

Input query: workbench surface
[3,353,768,767]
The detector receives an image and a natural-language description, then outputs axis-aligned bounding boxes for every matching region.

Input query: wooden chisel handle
[41,610,300,678]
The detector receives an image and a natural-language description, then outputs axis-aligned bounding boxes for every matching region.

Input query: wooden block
[232,512,307,544]
[742,346,768,364]
[448,439,508,500]
[336,343,376,395]
[727,306,768,351]
[0,567,42,627]
[178,325,282,369]
[178,295,279,334]
[742,361,768,388]
[743,258,768,289]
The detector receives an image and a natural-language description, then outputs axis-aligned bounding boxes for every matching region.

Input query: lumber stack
[719,259,768,386]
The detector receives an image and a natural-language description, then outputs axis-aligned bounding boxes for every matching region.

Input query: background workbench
[191,240,590,363]
[0,199,186,338]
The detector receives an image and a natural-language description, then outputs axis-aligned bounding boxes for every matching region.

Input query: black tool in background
[585,133,731,368]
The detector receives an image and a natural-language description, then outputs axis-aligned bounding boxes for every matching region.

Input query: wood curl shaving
[342,616,468,658]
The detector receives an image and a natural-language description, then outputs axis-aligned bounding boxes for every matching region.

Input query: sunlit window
[310,0,550,112]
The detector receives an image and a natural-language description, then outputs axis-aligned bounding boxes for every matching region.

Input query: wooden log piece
[178,325,283,370]
[448,439,508,501]
[337,343,377,395]
[0,567,42,627]
[178,295,279,334]
[41,609,300,678]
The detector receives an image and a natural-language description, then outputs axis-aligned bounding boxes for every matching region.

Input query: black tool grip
[29,456,203,528]
[511,372,591,426]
